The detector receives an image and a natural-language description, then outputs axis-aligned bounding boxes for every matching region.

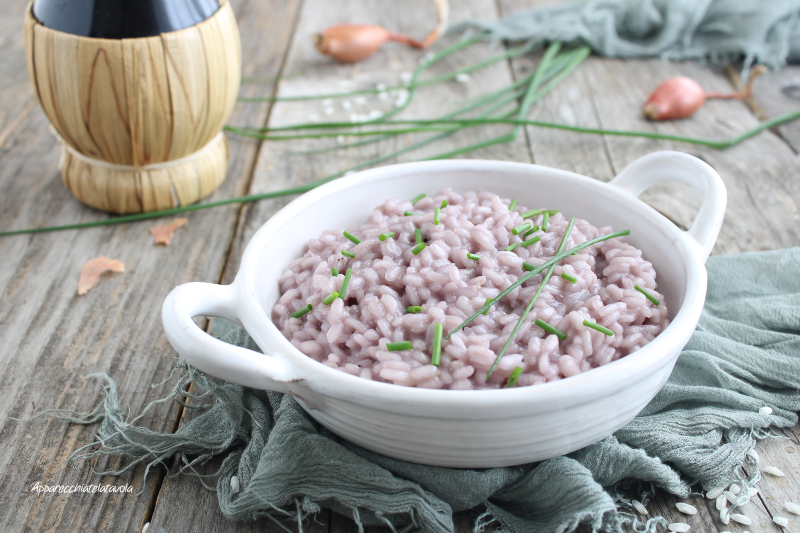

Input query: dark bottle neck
[32,0,220,39]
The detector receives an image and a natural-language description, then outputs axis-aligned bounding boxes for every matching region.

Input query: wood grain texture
[0,0,292,531]
[752,66,800,153]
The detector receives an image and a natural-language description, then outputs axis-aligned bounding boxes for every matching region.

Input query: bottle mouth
[32,0,220,39]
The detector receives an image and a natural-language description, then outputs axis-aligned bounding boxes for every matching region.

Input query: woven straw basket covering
[23,0,241,214]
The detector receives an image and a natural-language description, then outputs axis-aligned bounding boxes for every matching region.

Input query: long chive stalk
[445,228,629,340]
[487,218,575,377]
[583,320,614,336]
[387,341,414,351]
[290,304,312,318]
[635,285,661,305]
[239,39,533,104]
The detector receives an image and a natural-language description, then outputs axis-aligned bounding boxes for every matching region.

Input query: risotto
[272,189,668,390]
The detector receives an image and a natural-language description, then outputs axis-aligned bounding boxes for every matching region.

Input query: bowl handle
[161,282,298,392]
[608,151,726,262]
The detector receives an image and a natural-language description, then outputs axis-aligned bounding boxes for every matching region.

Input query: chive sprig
[406,306,422,313]
[535,318,566,340]
[341,250,355,258]
[411,242,426,255]
[431,323,443,366]
[378,232,395,241]
[560,272,577,283]
[387,341,413,351]
[322,292,339,305]
[635,285,660,305]
[343,230,361,244]
[290,304,312,318]
[505,367,523,387]
[339,268,352,298]
[411,193,426,205]
[583,320,613,336]
[512,222,531,236]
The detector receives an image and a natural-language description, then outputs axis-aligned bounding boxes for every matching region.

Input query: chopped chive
[411,193,426,205]
[543,210,560,216]
[415,228,423,244]
[331,267,339,276]
[339,268,353,298]
[322,291,339,305]
[341,250,355,258]
[482,298,492,315]
[561,272,577,283]
[434,207,440,225]
[446,228,630,342]
[583,320,614,336]
[635,285,661,306]
[542,213,549,232]
[521,236,540,247]
[406,306,422,314]
[512,222,531,235]
[343,230,361,244]
[387,341,413,351]
[411,242,426,255]
[505,367,523,388]
[467,252,481,261]
[431,323,443,366]
[440,200,448,208]
[523,225,539,238]
[404,211,421,216]
[509,199,517,212]
[504,243,518,252]
[290,304,312,318]
[535,318,566,340]
[487,218,577,377]
[521,209,541,219]
[378,232,395,241]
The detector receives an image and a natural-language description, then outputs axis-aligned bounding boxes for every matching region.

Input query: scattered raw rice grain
[400,72,412,84]
[729,484,740,495]
[376,83,387,91]
[231,475,240,494]
[723,491,738,504]
[631,500,648,515]
[730,514,752,525]
[676,503,697,515]
[369,110,383,119]
[759,406,773,415]
[308,113,320,121]
[720,509,730,525]
[378,91,388,100]
[354,96,367,105]
[774,517,789,527]
[324,107,334,115]
[785,501,800,515]
[706,485,727,499]
[746,449,759,461]
[336,135,346,144]
[142,524,150,533]
[455,73,471,83]
[342,100,352,110]
[764,466,786,477]
[748,487,758,497]
[716,495,727,511]
[668,523,690,532]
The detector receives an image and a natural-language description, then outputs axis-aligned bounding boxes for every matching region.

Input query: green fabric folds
[44,249,800,532]
[454,0,800,72]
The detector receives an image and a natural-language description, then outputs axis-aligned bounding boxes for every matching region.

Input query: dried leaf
[78,256,125,295]
[150,218,188,246]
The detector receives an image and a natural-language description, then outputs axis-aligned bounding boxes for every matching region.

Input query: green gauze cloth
[48,249,800,533]
[454,0,800,71]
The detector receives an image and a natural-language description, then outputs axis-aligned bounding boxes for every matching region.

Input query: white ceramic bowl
[162,152,726,467]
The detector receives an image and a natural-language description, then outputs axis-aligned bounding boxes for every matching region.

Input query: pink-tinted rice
[272,189,668,390]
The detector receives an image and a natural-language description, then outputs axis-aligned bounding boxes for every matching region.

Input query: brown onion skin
[642,77,706,121]
[315,24,423,63]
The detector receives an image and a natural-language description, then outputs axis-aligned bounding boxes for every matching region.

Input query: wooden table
[1,0,798,531]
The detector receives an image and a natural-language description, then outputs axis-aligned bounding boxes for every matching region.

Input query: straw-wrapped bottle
[23,0,241,214]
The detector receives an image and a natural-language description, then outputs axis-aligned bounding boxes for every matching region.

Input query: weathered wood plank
[743,423,800,532]
[0,0,294,531]
[501,0,800,257]
[752,66,800,153]
[0,0,40,148]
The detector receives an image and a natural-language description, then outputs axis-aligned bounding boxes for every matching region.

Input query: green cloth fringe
[26,248,800,532]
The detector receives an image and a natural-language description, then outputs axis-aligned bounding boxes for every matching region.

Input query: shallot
[314,24,423,63]
[642,67,766,121]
